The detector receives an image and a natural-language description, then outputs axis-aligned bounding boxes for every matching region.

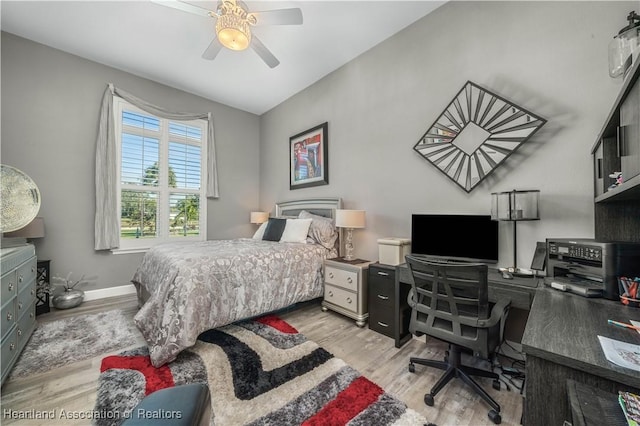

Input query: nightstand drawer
[325,266,358,292]
[324,284,358,314]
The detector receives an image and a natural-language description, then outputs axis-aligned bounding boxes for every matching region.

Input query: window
[114,97,207,251]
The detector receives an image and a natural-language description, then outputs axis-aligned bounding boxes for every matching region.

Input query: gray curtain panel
[94,83,219,250]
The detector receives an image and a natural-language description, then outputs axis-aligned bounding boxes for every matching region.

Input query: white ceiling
[1,0,444,115]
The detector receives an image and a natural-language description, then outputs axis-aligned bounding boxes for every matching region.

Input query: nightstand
[322,258,373,327]
[368,263,412,347]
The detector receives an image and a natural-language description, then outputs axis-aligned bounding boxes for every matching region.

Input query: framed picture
[290,122,328,190]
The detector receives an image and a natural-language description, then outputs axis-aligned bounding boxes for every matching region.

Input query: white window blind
[114,98,207,250]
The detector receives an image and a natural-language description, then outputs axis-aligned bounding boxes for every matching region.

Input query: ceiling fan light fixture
[216,13,251,50]
[215,0,255,51]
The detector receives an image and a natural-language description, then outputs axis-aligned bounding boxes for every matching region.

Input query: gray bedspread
[132,238,332,367]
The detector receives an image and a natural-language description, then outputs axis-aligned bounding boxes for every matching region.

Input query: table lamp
[3,216,45,246]
[491,190,540,274]
[250,211,269,225]
[335,209,366,261]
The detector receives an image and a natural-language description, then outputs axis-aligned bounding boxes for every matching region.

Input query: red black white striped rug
[94,315,429,425]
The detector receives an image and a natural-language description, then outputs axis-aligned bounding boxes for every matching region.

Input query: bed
[132,198,342,367]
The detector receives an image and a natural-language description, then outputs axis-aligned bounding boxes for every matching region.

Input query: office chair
[405,255,511,425]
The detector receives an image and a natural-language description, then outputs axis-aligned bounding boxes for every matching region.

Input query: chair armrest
[477,298,511,328]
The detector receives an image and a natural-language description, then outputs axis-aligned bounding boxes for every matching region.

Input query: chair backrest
[405,254,493,358]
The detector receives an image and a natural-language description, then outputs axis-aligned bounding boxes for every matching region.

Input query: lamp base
[344,228,355,261]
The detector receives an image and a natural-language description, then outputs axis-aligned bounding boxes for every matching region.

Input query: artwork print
[290,122,328,190]
[413,81,546,193]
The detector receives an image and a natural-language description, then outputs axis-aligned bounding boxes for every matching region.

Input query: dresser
[322,258,373,327]
[1,244,37,385]
[368,263,412,347]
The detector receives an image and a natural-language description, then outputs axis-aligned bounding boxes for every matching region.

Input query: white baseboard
[83,284,137,301]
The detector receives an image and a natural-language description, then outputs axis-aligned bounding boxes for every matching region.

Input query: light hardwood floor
[0,296,523,425]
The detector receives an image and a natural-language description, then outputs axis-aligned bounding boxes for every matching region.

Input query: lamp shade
[3,217,45,238]
[491,190,540,221]
[335,210,366,229]
[250,211,269,224]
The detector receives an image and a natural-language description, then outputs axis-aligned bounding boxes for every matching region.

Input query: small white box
[378,237,411,266]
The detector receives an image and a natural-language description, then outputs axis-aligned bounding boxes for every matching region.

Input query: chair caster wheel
[424,394,434,406]
[492,379,501,390]
[488,409,501,424]
[408,363,415,373]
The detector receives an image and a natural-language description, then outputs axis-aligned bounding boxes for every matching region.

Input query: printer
[545,238,640,300]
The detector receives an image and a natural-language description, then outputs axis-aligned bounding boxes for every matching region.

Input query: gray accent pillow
[299,210,338,250]
[262,218,287,241]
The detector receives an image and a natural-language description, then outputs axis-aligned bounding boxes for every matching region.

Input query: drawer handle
[377,295,389,300]
[18,275,23,283]
[18,302,23,310]
[31,289,35,296]
[329,272,334,279]
[32,266,36,273]
[6,312,13,321]
[377,272,389,276]
[9,342,15,351]
[17,329,22,337]
[347,277,353,284]
[346,297,352,304]
[8,283,14,292]
[377,321,389,328]
[328,291,334,297]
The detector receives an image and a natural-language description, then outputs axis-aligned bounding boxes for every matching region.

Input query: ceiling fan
[152,0,303,68]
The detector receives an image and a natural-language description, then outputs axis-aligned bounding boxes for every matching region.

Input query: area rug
[94,315,428,426]
[9,309,142,379]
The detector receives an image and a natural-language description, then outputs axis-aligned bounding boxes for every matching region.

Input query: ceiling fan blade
[151,0,213,18]
[251,8,303,26]
[250,36,280,68]
[202,38,223,60]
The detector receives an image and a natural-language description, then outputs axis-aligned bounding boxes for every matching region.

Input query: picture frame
[290,122,328,190]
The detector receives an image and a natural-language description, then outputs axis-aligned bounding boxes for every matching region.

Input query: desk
[522,288,640,425]
[392,264,541,347]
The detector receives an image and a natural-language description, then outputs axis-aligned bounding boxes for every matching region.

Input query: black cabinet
[592,55,640,242]
[621,77,640,182]
[368,263,411,348]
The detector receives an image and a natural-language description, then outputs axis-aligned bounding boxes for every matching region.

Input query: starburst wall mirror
[413,81,546,193]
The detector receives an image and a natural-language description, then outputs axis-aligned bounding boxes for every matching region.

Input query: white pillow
[252,222,268,239]
[280,218,313,244]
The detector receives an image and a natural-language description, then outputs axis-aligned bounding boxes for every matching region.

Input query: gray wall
[1,32,261,291]
[259,1,634,267]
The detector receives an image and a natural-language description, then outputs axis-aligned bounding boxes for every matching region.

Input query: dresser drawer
[324,284,358,314]
[17,302,36,349]
[17,279,36,317]
[1,299,16,340]
[1,270,16,302]
[325,265,358,292]
[1,327,19,382]
[17,258,37,292]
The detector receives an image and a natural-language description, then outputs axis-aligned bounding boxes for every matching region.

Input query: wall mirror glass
[413,81,546,193]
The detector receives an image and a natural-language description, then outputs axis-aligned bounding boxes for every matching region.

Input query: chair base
[409,345,502,424]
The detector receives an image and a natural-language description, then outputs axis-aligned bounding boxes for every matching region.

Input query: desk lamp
[491,190,540,274]
[335,209,365,261]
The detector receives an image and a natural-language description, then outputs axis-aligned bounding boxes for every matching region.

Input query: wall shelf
[595,173,640,203]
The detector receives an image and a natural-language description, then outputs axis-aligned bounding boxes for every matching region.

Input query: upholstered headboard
[274,197,342,255]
